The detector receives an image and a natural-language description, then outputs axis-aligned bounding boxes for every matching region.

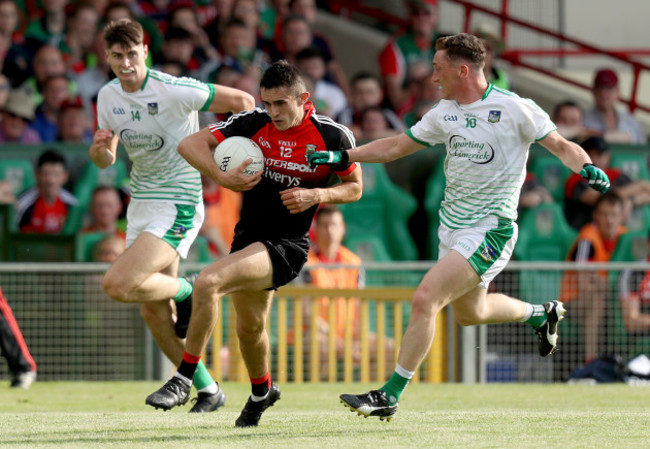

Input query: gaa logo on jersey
[148,102,158,115]
[488,110,501,123]
[305,144,317,162]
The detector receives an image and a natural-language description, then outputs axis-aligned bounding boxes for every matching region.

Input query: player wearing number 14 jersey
[146,60,363,427]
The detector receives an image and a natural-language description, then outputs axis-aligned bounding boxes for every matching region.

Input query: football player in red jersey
[146,60,363,427]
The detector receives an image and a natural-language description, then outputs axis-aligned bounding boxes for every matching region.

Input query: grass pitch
[0,381,648,448]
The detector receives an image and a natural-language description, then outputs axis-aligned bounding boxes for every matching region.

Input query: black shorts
[231,235,309,289]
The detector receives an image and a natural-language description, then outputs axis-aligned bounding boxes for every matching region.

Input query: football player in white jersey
[89,19,255,413]
[310,33,611,420]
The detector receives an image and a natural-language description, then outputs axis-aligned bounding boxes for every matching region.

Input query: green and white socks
[380,364,415,406]
[519,303,547,328]
[173,277,193,302]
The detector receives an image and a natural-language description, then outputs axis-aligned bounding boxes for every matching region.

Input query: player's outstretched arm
[309,133,425,167]
[89,129,119,169]
[208,85,256,114]
[178,128,261,192]
[539,130,610,193]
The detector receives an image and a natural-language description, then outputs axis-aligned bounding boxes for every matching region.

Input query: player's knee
[102,271,133,303]
[194,272,223,300]
[236,320,265,343]
[411,288,441,319]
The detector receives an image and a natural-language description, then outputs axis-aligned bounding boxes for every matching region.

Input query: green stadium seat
[345,235,394,263]
[528,155,572,203]
[623,205,650,233]
[73,159,129,210]
[610,152,650,181]
[7,233,76,262]
[423,156,445,260]
[609,230,648,262]
[514,203,577,262]
[75,232,109,262]
[339,164,418,260]
[0,159,36,196]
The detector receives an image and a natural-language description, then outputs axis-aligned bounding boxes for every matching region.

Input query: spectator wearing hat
[473,23,511,90]
[584,68,646,144]
[564,136,650,229]
[0,88,41,144]
[56,96,92,144]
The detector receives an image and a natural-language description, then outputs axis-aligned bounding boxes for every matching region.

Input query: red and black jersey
[208,101,358,242]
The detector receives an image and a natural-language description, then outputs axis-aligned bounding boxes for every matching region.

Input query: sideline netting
[0,262,648,383]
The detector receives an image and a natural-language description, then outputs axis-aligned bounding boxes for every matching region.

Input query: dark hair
[260,60,306,96]
[435,33,486,69]
[580,136,609,154]
[164,26,192,42]
[104,18,144,49]
[222,17,248,32]
[315,204,343,222]
[553,100,582,119]
[594,191,623,211]
[282,13,310,29]
[295,46,325,62]
[37,149,66,170]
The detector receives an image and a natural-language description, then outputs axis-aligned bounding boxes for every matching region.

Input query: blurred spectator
[296,46,347,118]
[92,234,126,262]
[56,96,92,143]
[60,3,100,73]
[232,0,281,62]
[519,172,553,210]
[154,26,200,75]
[559,192,627,363]
[564,136,650,230]
[159,59,188,77]
[166,1,219,63]
[584,68,646,144]
[618,231,650,334]
[337,72,405,136]
[32,74,70,142]
[378,0,443,111]
[259,0,290,40]
[0,88,41,144]
[553,100,598,142]
[200,174,241,258]
[233,73,261,106]
[299,205,395,379]
[16,149,78,234]
[399,60,442,120]
[19,44,76,107]
[0,179,14,204]
[280,14,348,95]
[24,0,69,52]
[75,29,113,121]
[358,106,400,142]
[82,186,125,239]
[0,73,9,109]
[103,1,163,60]
[0,0,31,87]
[202,0,237,47]
[472,23,510,90]
[288,0,349,96]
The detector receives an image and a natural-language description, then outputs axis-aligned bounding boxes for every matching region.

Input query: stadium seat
[528,154,572,203]
[610,152,650,181]
[345,234,394,263]
[423,156,446,260]
[0,159,36,196]
[7,233,76,262]
[623,205,650,233]
[515,203,577,304]
[514,202,577,262]
[74,159,129,210]
[75,232,108,262]
[339,164,418,261]
[609,230,648,262]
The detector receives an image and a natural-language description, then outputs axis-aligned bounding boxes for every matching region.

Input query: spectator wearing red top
[564,136,650,230]
[16,149,78,234]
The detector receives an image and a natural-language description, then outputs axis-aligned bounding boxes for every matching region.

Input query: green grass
[0,382,648,448]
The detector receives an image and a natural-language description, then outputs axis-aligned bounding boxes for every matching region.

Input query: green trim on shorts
[162,204,197,249]
[467,221,514,276]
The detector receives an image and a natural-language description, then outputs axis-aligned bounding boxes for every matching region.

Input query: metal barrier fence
[0,262,648,383]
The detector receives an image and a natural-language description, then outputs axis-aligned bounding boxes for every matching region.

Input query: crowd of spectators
[1,0,649,264]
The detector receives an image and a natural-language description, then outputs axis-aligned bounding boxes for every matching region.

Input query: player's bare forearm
[348,133,425,164]
[208,85,256,114]
[540,131,591,173]
[279,177,361,214]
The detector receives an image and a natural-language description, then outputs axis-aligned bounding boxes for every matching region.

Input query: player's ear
[298,91,310,104]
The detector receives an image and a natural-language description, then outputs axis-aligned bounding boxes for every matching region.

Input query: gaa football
[213,136,265,176]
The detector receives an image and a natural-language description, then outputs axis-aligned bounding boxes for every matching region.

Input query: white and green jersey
[97,69,215,205]
[407,84,556,229]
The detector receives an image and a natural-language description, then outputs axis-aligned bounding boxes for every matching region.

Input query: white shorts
[438,215,518,289]
[125,199,205,259]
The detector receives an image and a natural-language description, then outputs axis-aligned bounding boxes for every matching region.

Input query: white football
[213,136,265,176]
